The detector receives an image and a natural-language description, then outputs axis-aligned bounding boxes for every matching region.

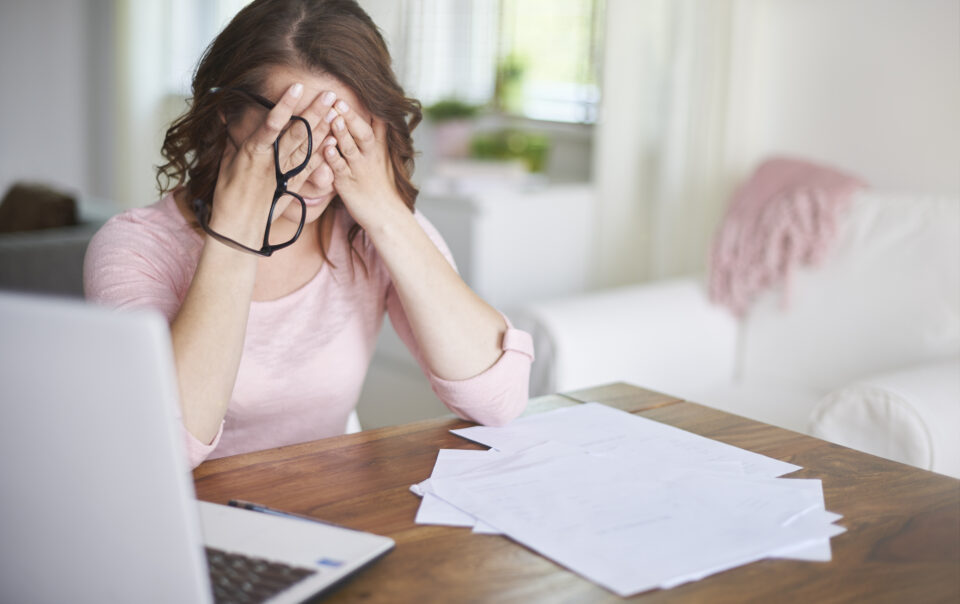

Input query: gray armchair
[0,223,104,297]
[0,186,118,298]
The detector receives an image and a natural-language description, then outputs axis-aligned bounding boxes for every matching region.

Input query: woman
[84,0,533,468]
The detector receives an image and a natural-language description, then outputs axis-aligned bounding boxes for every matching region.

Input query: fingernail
[323,136,337,146]
[335,100,349,113]
[334,117,345,131]
[326,146,337,156]
[321,91,336,105]
[290,83,304,98]
[324,108,337,123]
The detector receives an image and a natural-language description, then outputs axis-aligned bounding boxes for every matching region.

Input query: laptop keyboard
[205,546,318,603]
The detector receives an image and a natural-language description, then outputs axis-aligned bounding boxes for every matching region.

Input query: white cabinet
[417,182,595,311]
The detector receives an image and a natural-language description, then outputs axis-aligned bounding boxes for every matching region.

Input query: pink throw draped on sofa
[709,156,867,317]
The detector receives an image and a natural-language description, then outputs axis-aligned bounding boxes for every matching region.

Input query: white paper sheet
[422,442,841,596]
[451,402,801,477]
[412,404,843,596]
[413,449,505,531]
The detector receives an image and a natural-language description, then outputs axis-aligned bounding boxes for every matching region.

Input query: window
[403,0,603,124]
[496,0,602,123]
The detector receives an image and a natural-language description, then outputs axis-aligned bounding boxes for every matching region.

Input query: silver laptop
[0,292,394,604]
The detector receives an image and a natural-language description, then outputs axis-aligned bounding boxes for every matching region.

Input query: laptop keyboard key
[205,546,318,604]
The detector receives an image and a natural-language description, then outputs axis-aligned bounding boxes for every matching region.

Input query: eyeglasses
[194,86,313,257]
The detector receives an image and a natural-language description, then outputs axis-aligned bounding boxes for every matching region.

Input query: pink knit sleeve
[385,212,535,426]
[182,424,223,469]
[83,214,186,322]
[84,209,224,467]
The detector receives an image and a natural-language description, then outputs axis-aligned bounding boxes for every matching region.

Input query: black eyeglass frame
[194,86,313,257]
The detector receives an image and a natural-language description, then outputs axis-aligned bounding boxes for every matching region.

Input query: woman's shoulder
[84,192,202,314]
[85,193,203,283]
[98,193,195,236]
[90,193,202,254]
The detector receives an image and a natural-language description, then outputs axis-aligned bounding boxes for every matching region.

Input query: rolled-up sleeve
[384,211,535,426]
[182,422,224,469]
[427,319,534,425]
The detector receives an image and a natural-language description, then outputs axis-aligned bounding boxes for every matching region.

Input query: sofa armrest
[0,222,104,298]
[512,277,739,397]
[809,356,960,478]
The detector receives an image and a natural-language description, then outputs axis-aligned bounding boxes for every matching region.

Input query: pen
[228,499,350,530]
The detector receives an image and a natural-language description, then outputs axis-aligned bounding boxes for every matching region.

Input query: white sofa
[514,190,960,478]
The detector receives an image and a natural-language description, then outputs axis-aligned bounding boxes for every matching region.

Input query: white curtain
[592,0,753,287]
[389,0,499,107]
[113,0,248,209]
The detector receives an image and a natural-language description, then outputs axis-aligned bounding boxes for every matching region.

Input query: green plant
[495,53,526,114]
[469,129,550,173]
[424,99,481,122]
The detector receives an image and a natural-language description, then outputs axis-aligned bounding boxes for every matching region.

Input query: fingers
[287,137,333,190]
[329,100,377,153]
[322,138,350,178]
[246,83,303,152]
[300,90,337,136]
[282,90,336,161]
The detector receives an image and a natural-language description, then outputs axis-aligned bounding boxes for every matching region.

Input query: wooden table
[194,383,960,603]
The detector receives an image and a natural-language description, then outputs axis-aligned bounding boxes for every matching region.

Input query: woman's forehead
[261,65,369,119]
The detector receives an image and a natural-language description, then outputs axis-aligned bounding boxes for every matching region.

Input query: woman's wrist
[199,232,261,277]
[207,198,273,250]
[355,193,416,248]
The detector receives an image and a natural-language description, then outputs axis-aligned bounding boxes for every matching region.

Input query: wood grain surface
[193,383,960,603]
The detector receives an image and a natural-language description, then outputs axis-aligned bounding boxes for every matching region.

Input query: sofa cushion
[514,278,738,397]
[808,356,960,478]
[740,190,960,393]
[689,376,827,435]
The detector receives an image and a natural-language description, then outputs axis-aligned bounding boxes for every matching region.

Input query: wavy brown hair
[157,0,422,266]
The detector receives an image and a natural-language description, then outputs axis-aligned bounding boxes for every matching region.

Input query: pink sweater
[84,194,534,467]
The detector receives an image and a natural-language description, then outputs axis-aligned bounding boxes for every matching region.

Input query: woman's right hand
[206,83,335,250]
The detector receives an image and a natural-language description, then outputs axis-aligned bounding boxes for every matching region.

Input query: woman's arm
[170,83,338,445]
[322,108,506,381]
[381,214,535,425]
[366,204,507,379]
[169,241,258,444]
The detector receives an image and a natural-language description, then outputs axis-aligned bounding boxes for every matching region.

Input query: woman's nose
[306,161,334,188]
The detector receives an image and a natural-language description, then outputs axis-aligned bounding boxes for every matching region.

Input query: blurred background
[1,0,958,427]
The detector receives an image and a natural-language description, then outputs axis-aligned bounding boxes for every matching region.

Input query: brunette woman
[84,0,533,468]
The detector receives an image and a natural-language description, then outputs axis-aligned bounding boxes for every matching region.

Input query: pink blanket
[708,157,866,317]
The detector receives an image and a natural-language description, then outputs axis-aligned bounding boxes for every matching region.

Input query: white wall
[3,0,956,242]
[731,0,960,197]
[592,0,960,289]
[0,0,91,200]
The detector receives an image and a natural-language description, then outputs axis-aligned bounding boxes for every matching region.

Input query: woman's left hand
[321,102,404,228]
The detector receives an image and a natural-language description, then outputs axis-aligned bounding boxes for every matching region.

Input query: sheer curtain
[592,0,752,287]
[112,0,247,209]
[398,0,498,106]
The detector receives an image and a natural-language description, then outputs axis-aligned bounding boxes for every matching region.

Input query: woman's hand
[208,84,336,249]
[321,102,405,228]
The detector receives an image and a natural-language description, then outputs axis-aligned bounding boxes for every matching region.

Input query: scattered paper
[412,402,844,596]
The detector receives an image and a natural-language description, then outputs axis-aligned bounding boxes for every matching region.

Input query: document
[413,449,504,531]
[451,402,801,477]
[412,403,844,596]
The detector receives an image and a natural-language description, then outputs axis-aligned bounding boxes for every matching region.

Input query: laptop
[0,292,394,604]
